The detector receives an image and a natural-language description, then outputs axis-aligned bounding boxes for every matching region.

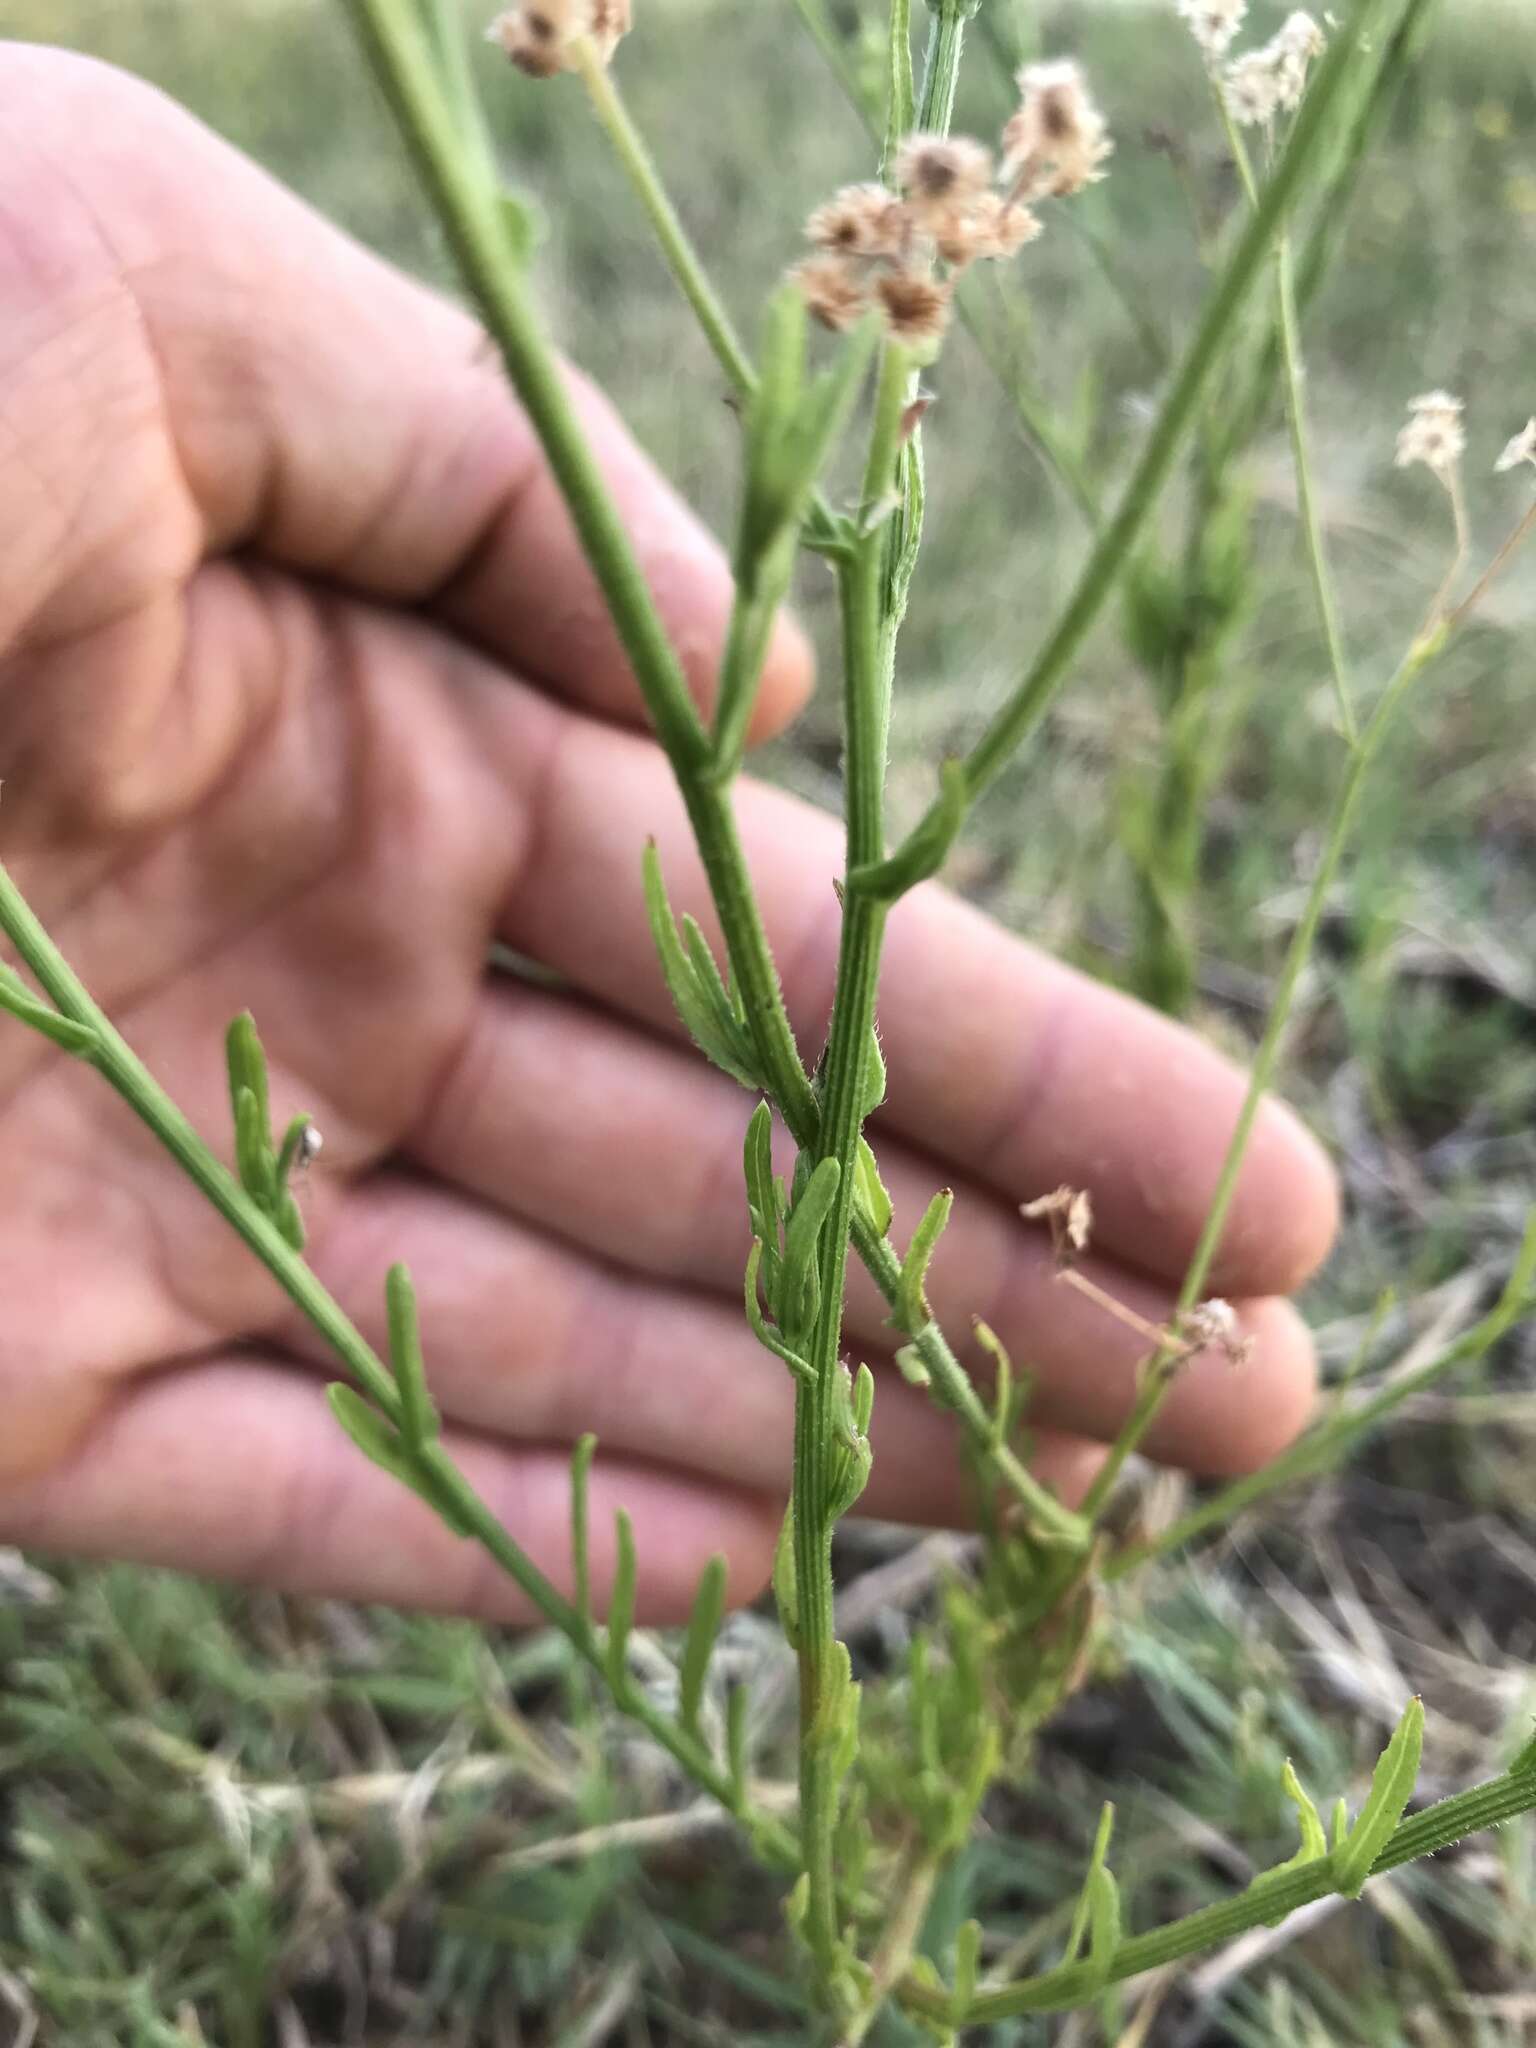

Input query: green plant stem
[568,39,753,397]
[915,0,974,134]
[900,1754,1536,2022]
[840,1850,941,2047]
[0,857,798,1869]
[341,0,1086,1550]
[1106,1214,1536,1577]
[791,345,907,1975]
[1215,89,1357,746]
[1079,625,1441,1526]
[881,0,1398,871]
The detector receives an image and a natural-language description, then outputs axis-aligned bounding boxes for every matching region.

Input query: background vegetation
[4,0,1536,2041]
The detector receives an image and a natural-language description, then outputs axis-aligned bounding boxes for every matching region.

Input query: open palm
[0,47,1335,1622]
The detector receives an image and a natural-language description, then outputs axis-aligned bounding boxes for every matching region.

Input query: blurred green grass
[6,1,1536,2041]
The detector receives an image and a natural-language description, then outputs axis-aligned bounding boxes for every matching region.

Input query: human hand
[0,47,1336,1622]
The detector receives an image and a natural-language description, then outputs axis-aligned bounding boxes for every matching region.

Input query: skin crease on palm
[0,44,1339,1629]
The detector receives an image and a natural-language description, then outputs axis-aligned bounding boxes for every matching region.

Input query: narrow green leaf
[1064,1804,1116,1966]
[881,0,913,170]
[0,971,97,1054]
[726,1682,750,1801]
[273,1188,306,1253]
[233,1087,275,1205]
[772,1505,800,1649]
[679,1554,728,1738]
[226,1014,271,1142]
[861,1027,886,1115]
[953,1920,982,2010]
[386,1263,438,1448]
[571,1433,597,1626]
[1331,1795,1350,1851]
[681,915,758,1081]
[846,757,968,899]
[853,1135,894,1237]
[1513,1726,1536,1779]
[272,1113,314,1195]
[643,843,759,1086]
[1280,1759,1329,1866]
[973,1318,1015,1444]
[744,1239,816,1383]
[894,1341,931,1389]
[780,1154,841,1335]
[1085,1868,1122,1989]
[896,1188,953,1333]
[852,1361,875,1436]
[328,1384,414,1489]
[605,1508,637,1692]
[1336,1696,1424,1896]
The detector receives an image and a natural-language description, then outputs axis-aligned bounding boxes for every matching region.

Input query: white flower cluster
[1222,11,1326,127]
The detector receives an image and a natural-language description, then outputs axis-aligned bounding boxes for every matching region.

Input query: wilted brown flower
[1175,1298,1253,1366]
[874,266,953,347]
[1003,59,1113,199]
[1021,1185,1093,1266]
[485,0,628,76]
[791,254,870,332]
[805,183,910,260]
[892,136,994,226]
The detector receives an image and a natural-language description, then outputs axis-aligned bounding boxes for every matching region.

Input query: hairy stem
[792,344,907,1974]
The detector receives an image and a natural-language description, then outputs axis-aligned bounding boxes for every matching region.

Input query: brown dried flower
[893,136,994,225]
[1396,391,1466,475]
[485,0,628,76]
[1021,1185,1094,1267]
[940,191,1042,266]
[791,253,871,333]
[1003,59,1113,199]
[874,266,953,347]
[1174,1298,1254,1367]
[805,183,911,260]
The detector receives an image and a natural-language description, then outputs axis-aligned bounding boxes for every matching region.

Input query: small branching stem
[1081,611,1476,1526]
[900,1751,1536,2022]
[0,858,798,1867]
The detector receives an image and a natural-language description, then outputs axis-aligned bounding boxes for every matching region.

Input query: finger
[483,707,1339,1298]
[271,1167,1100,1527]
[4,47,812,742]
[409,981,1318,1476]
[0,1351,779,1625]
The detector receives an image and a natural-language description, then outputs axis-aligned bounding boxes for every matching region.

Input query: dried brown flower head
[1175,1298,1253,1367]
[873,266,953,347]
[791,254,870,332]
[893,136,994,224]
[485,0,628,76]
[1003,60,1113,199]
[805,183,910,260]
[1021,1185,1094,1267]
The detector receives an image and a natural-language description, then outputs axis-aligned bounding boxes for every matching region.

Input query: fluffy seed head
[485,0,627,76]
[893,136,994,228]
[1225,48,1281,125]
[935,190,1042,266]
[1270,10,1325,109]
[1003,60,1113,198]
[1176,0,1248,60]
[1496,418,1536,474]
[874,267,953,347]
[805,183,910,259]
[791,254,870,332]
[1396,391,1467,475]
